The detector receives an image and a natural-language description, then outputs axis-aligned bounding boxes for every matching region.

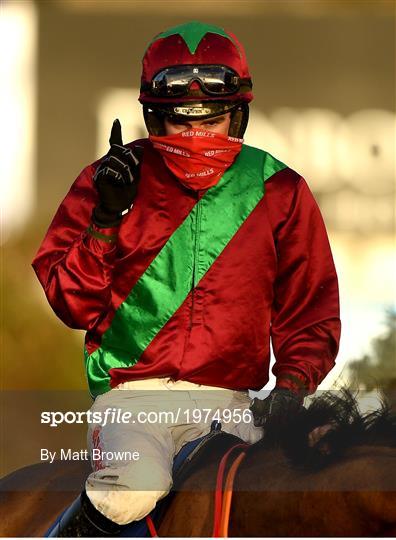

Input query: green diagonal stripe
[195,147,288,285]
[85,146,287,396]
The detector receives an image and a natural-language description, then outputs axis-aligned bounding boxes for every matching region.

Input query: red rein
[146,442,249,537]
[212,443,250,537]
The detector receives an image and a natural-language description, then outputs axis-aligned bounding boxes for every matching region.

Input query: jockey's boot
[48,489,123,537]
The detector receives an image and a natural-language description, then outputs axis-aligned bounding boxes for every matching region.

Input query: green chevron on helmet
[144,21,240,55]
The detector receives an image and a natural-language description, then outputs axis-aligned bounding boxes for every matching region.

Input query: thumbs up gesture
[92,119,144,227]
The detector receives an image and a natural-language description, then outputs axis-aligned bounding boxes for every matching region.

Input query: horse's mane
[253,387,396,470]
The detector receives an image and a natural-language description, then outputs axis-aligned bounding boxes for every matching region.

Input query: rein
[146,515,158,537]
[146,441,250,537]
[212,443,250,537]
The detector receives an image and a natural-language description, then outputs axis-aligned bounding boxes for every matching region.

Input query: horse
[1,388,395,537]
[158,388,396,536]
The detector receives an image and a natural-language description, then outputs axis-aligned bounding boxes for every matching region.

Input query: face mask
[149,128,243,190]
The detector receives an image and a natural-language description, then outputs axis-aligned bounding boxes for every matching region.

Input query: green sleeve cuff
[86,224,118,243]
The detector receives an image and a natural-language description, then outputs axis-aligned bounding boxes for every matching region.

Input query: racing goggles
[144,65,252,97]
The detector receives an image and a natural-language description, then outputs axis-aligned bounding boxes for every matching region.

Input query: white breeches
[85,377,262,525]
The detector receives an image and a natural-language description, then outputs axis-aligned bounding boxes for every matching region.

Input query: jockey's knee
[85,463,173,525]
[86,487,170,525]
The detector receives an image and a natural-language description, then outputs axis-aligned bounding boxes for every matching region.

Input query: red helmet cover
[139,22,253,104]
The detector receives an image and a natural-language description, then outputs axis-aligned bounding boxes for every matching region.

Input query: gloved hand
[92,119,143,227]
[249,388,304,428]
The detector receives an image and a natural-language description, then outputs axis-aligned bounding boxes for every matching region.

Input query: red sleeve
[267,173,341,395]
[31,164,119,331]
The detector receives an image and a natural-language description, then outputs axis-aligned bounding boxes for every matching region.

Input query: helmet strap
[229,103,249,138]
[143,105,165,136]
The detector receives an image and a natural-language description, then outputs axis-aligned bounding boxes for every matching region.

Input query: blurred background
[1,0,395,475]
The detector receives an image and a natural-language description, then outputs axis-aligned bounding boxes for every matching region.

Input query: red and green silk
[32,141,341,399]
[139,21,253,103]
[145,21,237,55]
[84,145,286,397]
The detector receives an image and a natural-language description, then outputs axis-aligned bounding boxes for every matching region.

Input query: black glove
[92,119,143,227]
[249,388,304,428]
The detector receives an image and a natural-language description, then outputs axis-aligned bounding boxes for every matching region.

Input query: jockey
[32,21,341,536]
